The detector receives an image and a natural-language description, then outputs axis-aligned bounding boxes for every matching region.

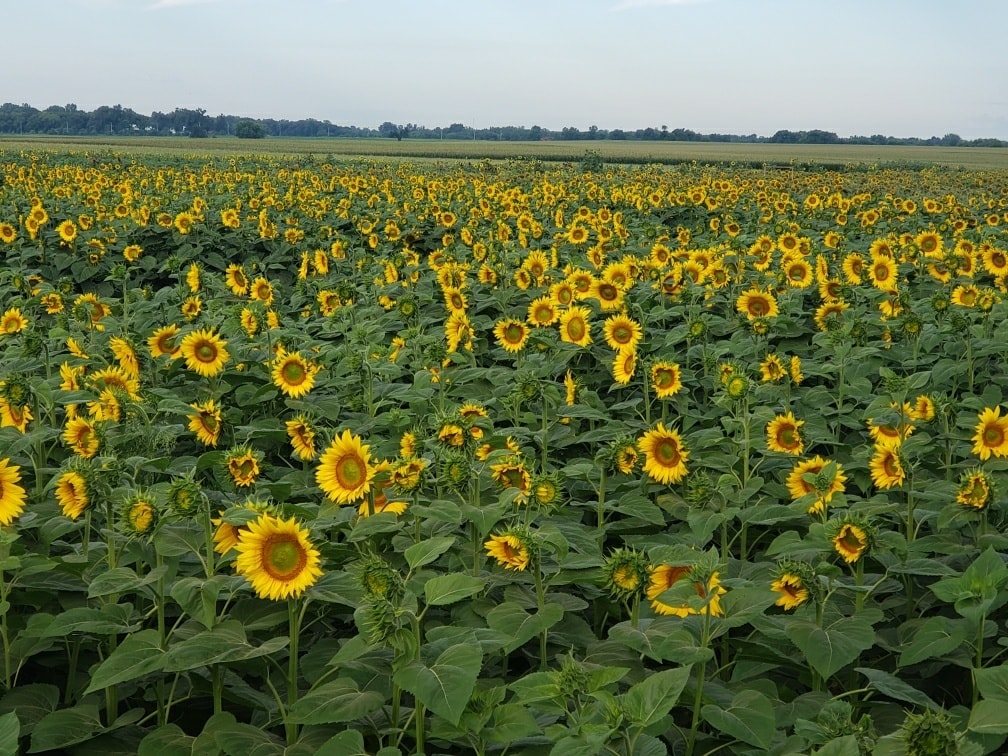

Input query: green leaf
[969,699,1008,735]
[306,569,363,607]
[211,720,285,755]
[423,574,486,606]
[393,638,482,726]
[856,667,939,710]
[813,735,862,756]
[286,679,385,725]
[898,616,969,667]
[87,565,169,598]
[701,689,776,750]
[163,620,288,672]
[608,620,715,665]
[0,683,59,736]
[171,576,225,629]
[137,724,197,756]
[83,629,166,695]
[28,704,104,753]
[482,702,542,746]
[0,712,19,756]
[404,536,456,570]
[34,604,138,637]
[314,730,367,756]
[622,667,692,728]
[484,602,564,654]
[786,613,878,680]
[975,664,1008,702]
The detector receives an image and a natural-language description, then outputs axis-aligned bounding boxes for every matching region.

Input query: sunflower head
[829,515,876,565]
[167,475,204,517]
[120,492,159,536]
[770,560,818,610]
[900,708,960,756]
[234,513,323,601]
[602,547,650,600]
[485,525,538,572]
[531,472,564,510]
[358,553,406,601]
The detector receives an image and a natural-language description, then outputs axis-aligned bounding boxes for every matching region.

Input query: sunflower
[558,306,593,347]
[603,314,643,352]
[286,415,317,461]
[564,369,578,407]
[972,406,1008,460]
[226,264,250,296]
[957,469,993,509]
[493,318,529,353]
[185,263,201,293]
[0,459,27,525]
[180,329,229,378]
[57,219,77,244]
[147,324,182,359]
[782,257,813,289]
[442,286,468,314]
[250,277,274,305]
[444,310,473,353]
[0,399,32,433]
[549,281,576,307]
[869,445,905,489]
[484,532,530,571]
[785,456,846,514]
[316,429,375,505]
[615,442,639,474]
[55,470,89,520]
[589,279,626,311]
[1,308,27,335]
[736,288,779,320]
[0,223,16,244]
[647,565,725,617]
[41,293,64,314]
[490,457,532,504]
[759,354,786,383]
[771,573,809,610]
[833,523,868,564]
[226,446,261,488]
[234,513,323,600]
[437,423,466,447]
[650,361,682,399]
[109,337,140,379]
[272,347,320,399]
[981,246,1008,278]
[867,404,915,449]
[868,254,898,292]
[123,495,157,535]
[527,296,559,327]
[813,300,849,331]
[638,423,689,484]
[766,412,804,455]
[181,295,202,320]
[188,399,222,447]
[951,285,979,308]
[915,230,943,257]
[63,417,100,458]
[611,349,637,385]
[89,365,140,399]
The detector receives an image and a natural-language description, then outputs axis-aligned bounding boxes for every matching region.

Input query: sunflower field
[1,148,1008,755]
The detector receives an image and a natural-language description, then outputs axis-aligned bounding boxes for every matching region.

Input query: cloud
[147,0,229,9]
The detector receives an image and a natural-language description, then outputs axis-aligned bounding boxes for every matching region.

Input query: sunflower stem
[596,468,607,542]
[973,611,986,707]
[534,564,547,670]
[854,558,865,614]
[685,608,712,756]
[285,598,302,745]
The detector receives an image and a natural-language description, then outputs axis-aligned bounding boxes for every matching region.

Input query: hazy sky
[5,0,1007,139]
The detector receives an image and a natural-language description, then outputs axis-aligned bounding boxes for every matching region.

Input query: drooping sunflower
[188,399,222,447]
[234,513,323,601]
[650,361,682,399]
[56,470,89,520]
[490,456,532,504]
[493,319,530,353]
[759,354,786,383]
[647,565,725,617]
[185,263,201,293]
[766,412,804,455]
[316,429,375,505]
[869,445,905,489]
[603,314,643,352]
[638,423,689,484]
[147,324,182,359]
[180,329,229,378]
[833,523,869,564]
[957,469,993,509]
[109,337,140,380]
[63,417,100,458]
[771,572,809,610]
[558,306,593,347]
[181,295,202,320]
[0,399,32,433]
[484,532,531,571]
[285,415,317,461]
[0,458,27,525]
[226,446,261,488]
[785,456,846,514]
[972,406,1008,460]
[736,288,779,320]
[444,310,473,353]
[1,308,27,335]
[272,347,320,399]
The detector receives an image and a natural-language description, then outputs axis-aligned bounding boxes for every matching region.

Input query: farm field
[1,144,1008,754]
[5,134,1008,170]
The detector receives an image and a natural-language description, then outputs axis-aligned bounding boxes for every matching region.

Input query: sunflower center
[882,453,902,477]
[613,325,632,344]
[778,428,797,447]
[195,343,217,362]
[566,318,586,340]
[281,360,307,385]
[201,412,218,431]
[838,528,864,552]
[335,452,367,490]
[263,536,308,580]
[655,369,673,388]
[873,264,890,281]
[983,424,1004,446]
[750,298,768,315]
[598,283,618,301]
[654,438,681,466]
[504,323,523,342]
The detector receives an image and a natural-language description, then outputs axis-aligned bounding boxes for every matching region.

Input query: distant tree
[941,133,962,146]
[770,129,800,144]
[529,125,543,141]
[379,122,410,141]
[234,119,266,139]
[610,129,627,140]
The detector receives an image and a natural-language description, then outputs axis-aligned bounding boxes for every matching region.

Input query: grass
[3,134,1008,170]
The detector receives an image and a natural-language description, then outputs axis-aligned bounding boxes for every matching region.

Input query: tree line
[1,103,1003,147]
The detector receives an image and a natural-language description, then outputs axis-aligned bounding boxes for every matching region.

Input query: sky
[4,0,1008,140]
